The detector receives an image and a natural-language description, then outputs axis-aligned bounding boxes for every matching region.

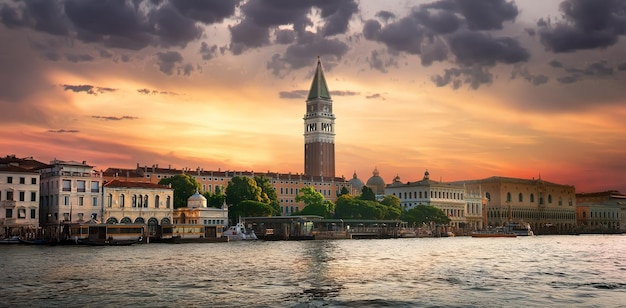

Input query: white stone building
[0,164,40,237]
[102,180,174,237]
[38,160,103,226]
[172,191,228,239]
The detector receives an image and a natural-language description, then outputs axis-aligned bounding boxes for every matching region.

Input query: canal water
[1,235,625,307]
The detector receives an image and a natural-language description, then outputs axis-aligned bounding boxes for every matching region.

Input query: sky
[0,0,625,194]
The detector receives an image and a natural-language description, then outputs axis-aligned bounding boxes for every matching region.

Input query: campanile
[304,57,335,178]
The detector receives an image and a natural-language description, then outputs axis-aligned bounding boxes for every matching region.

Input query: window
[485,192,491,202]
[7,191,13,201]
[7,176,13,184]
[155,195,160,208]
[92,197,98,207]
[78,196,84,206]
[6,208,13,218]
[30,209,36,219]
[31,192,36,202]
[77,180,86,192]
[91,181,99,193]
[31,178,37,185]
[506,192,511,202]
[62,180,71,191]
[63,213,69,221]
[78,213,84,221]
[120,194,125,208]
[530,194,534,203]
[144,195,148,208]
[558,197,563,206]
[518,193,523,202]
[64,195,69,205]
[166,196,171,208]
[18,208,26,219]
[132,195,137,207]
[19,177,25,184]
[19,191,25,201]
[107,194,112,207]
[548,195,552,204]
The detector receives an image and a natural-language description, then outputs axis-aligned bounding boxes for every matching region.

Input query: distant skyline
[1,0,625,193]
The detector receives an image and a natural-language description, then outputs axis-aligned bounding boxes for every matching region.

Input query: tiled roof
[104,179,171,189]
[0,165,39,174]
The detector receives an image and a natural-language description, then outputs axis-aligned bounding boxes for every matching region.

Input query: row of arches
[105,217,171,225]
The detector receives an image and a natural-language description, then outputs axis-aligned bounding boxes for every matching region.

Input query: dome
[366,167,386,195]
[187,191,207,208]
[348,171,364,192]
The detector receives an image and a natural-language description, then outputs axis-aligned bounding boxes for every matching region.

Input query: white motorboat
[223,221,257,241]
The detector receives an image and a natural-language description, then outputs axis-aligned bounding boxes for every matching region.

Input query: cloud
[1,0,240,51]
[137,88,180,96]
[431,66,492,90]
[199,42,218,60]
[61,84,117,95]
[65,53,94,63]
[552,60,618,84]
[48,129,79,133]
[91,116,139,121]
[538,0,626,53]
[510,66,550,86]
[156,51,183,75]
[367,49,398,73]
[365,93,384,100]
[279,89,359,99]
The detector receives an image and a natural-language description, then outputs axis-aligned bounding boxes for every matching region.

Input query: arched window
[530,193,534,203]
[138,195,143,207]
[134,217,145,224]
[518,193,523,202]
[120,194,125,208]
[107,194,113,207]
[144,195,148,208]
[120,217,132,224]
[548,195,552,204]
[558,197,563,206]
[106,217,118,224]
[132,195,137,207]
[506,192,511,202]
[166,196,171,208]
[161,217,171,225]
[155,195,160,208]
[485,192,491,201]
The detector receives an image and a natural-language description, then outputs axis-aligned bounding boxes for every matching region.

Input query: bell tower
[304,57,335,178]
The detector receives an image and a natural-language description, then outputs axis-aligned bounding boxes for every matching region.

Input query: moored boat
[18,238,50,245]
[223,221,257,241]
[0,235,21,244]
[471,227,517,238]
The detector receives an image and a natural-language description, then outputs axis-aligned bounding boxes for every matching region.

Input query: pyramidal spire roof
[307,56,331,100]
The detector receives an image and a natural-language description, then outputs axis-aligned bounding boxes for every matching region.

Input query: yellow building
[457,176,577,234]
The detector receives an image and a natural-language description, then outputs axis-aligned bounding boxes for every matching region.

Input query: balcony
[0,200,16,208]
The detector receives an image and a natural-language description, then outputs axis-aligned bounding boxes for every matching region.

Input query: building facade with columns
[102,180,173,237]
[454,176,577,234]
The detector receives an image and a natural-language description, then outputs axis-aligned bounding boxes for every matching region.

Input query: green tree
[380,194,402,219]
[296,186,334,218]
[233,200,275,218]
[203,185,226,208]
[254,175,280,215]
[225,176,263,222]
[339,186,350,196]
[360,186,376,201]
[158,174,201,209]
[403,204,451,226]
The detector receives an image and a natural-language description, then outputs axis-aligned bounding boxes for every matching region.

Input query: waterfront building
[103,165,351,216]
[172,191,228,238]
[576,190,625,232]
[455,176,577,234]
[0,156,41,237]
[385,171,469,231]
[102,180,174,237]
[304,57,335,178]
[366,167,387,196]
[38,160,103,226]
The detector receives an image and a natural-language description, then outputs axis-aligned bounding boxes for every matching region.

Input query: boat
[504,222,534,236]
[471,227,517,238]
[223,221,257,241]
[19,238,50,245]
[0,235,21,244]
[76,238,141,246]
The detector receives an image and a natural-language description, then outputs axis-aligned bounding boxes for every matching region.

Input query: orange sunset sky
[0,0,625,193]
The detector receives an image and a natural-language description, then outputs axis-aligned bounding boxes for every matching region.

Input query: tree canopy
[254,175,280,215]
[203,185,226,208]
[231,200,275,218]
[296,186,334,218]
[158,174,201,209]
[403,204,451,226]
[359,186,376,201]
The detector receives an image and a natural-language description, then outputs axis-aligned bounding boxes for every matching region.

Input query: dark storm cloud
[156,51,182,75]
[375,11,396,23]
[65,53,94,63]
[1,0,240,51]
[367,50,398,73]
[510,66,550,86]
[538,0,626,53]
[267,37,349,76]
[362,0,523,89]
[61,84,117,95]
[99,49,113,59]
[199,42,218,60]
[48,129,79,133]
[91,115,138,121]
[553,60,618,84]
[229,0,358,62]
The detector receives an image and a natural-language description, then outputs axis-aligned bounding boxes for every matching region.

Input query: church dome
[348,171,364,192]
[366,167,386,195]
[187,191,207,208]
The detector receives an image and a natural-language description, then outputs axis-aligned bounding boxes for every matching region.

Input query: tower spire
[307,57,331,100]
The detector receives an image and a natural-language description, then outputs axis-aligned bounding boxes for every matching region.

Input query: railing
[0,200,16,207]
